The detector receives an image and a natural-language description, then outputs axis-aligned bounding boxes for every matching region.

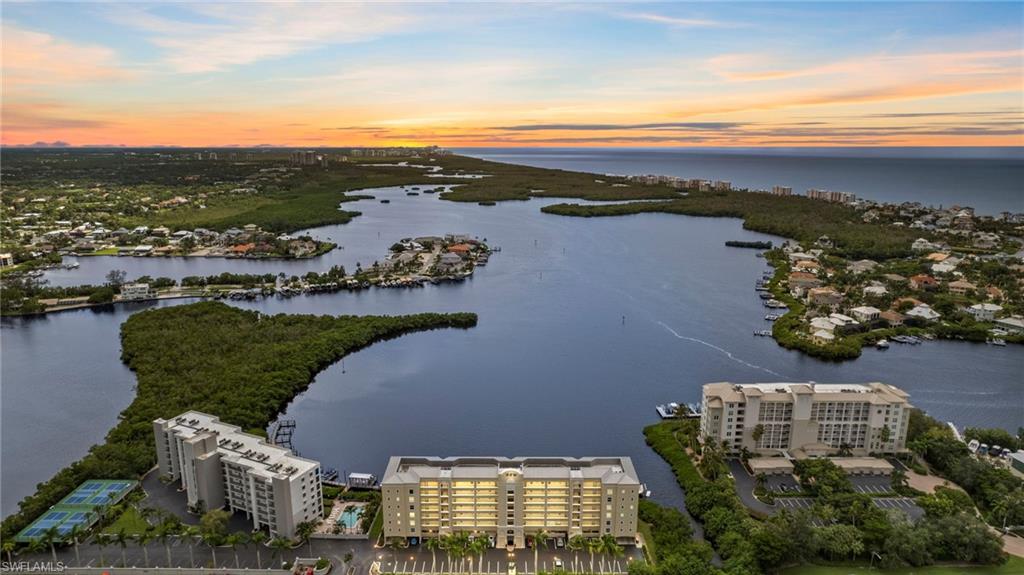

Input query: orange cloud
[1,24,132,89]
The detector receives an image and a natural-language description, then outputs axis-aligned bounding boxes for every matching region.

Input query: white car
[554,558,564,570]
[507,562,517,575]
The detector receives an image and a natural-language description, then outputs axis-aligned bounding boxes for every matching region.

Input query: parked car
[554,558,564,570]
[555,537,565,549]
[508,562,517,575]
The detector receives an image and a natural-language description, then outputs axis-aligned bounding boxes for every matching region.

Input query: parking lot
[763,475,801,493]
[873,497,925,520]
[848,475,895,494]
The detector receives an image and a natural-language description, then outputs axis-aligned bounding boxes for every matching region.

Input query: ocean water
[457,147,1024,215]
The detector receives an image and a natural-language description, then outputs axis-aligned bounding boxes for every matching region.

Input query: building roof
[381,456,639,486]
[702,382,911,405]
[156,411,319,479]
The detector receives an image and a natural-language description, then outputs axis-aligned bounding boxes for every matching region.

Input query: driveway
[726,459,775,516]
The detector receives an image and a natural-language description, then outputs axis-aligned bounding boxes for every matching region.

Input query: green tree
[250,529,268,569]
[136,526,155,567]
[67,523,85,567]
[296,521,316,556]
[533,529,549,575]
[114,527,130,567]
[226,531,248,569]
[2,539,15,565]
[41,526,61,565]
[567,535,586,572]
[387,537,406,571]
[817,524,864,561]
[270,537,292,569]
[425,536,443,572]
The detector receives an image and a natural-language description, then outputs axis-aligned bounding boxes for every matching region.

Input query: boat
[764,313,780,321]
[759,292,773,300]
[876,339,889,349]
[655,402,680,419]
[640,484,652,498]
[406,192,419,196]
[380,199,390,204]
[987,338,1007,346]
[753,329,772,337]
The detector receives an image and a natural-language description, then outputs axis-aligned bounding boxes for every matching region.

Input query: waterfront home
[906,304,941,322]
[120,283,152,301]
[880,310,905,327]
[447,243,472,255]
[968,303,1002,322]
[948,279,977,296]
[808,287,844,310]
[230,243,255,255]
[789,271,823,291]
[793,260,821,273]
[931,260,960,274]
[787,251,818,263]
[926,252,950,262]
[152,226,170,237]
[438,252,462,270]
[994,316,1024,334]
[882,273,908,285]
[909,274,938,290]
[847,259,878,274]
[0,253,13,267]
[850,306,881,323]
[810,317,836,332]
[829,313,859,327]
[133,244,153,255]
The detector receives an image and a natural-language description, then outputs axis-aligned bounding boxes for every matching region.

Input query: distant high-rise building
[771,185,793,196]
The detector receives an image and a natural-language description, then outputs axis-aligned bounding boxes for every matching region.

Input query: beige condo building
[153,411,323,538]
[381,456,640,548]
[700,382,911,456]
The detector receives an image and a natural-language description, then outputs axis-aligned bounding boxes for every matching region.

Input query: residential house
[807,287,844,311]
[882,273,907,285]
[812,330,836,345]
[0,253,14,267]
[789,271,823,292]
[967,303,1002,322]
[810,317,836,332]
[847,259,878,274]
[863,285,888,298]
[986,286,1005,301]
[912,238,940,251]
[948,280,977,296]
[909,274,938,290]
[120,283,152,301]
[906,304,941,322]
[828,313,859,327]
[793,260,821,273]
[994,316,1024,334]
[438,252,462,270]
[880,310,905,327]
[850,306,881,323]
[230,243,255,255]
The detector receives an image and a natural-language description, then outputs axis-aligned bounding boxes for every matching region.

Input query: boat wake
[657,321,787,378]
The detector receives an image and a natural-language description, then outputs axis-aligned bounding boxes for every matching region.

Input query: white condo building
[700,382,911,456]
[153,411,322,538]
[381,456,640,549]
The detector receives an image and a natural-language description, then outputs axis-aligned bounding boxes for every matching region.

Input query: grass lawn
[637,520,657,564]
[781,556,1024,575]
[101,507,150,535]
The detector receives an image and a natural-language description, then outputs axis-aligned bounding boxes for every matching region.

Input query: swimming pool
[337,507,362,529]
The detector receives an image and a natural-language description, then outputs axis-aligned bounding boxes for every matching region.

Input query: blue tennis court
[15,479,138,543]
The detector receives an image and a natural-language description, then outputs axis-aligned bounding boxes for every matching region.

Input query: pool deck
[319,500,368,534]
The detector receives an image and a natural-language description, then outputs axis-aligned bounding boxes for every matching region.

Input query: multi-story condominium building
[120,282,152,301]
[381,456,640,549]
[700,382,911,456]
[153,411,322,538]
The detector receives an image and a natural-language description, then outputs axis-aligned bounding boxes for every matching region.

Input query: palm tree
[250,530,268,569]
[425,536,443,572]
[586,538,599,573]
[296,521,316,556]
[3,540,16,565]
[226,532,248,569]
[533,530,550,575]
[42,526,61,565]
[182,525,200,568]
[471,535,489,574]
[204,530,223,568]
[601,535,622,573]
[137,527,155,567]
[26,539,47,561]
[94,533,110,567]
[68,523,85,567]
[270,537,292,569]
[156,520,180,567]
[114,527,130,567]
[567,535,586,572]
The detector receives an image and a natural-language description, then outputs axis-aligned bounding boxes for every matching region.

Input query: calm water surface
[458,147,1024,216]
[3,185,1022,517]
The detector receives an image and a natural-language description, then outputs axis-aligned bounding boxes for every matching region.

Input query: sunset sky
[2,2,1022,148]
